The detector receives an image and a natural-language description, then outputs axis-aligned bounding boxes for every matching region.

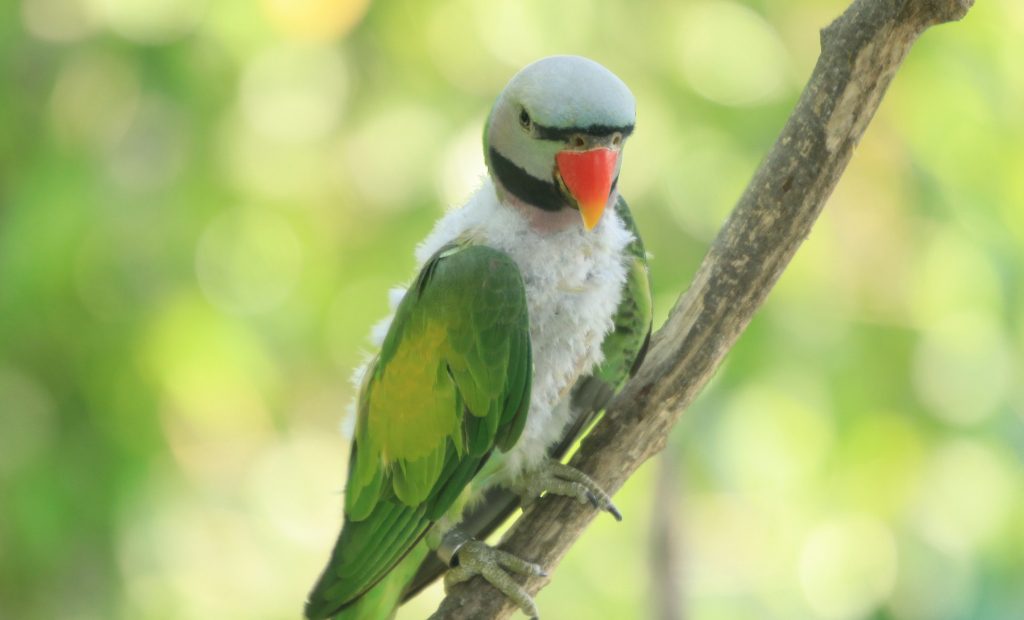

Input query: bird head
[484,56,636,232]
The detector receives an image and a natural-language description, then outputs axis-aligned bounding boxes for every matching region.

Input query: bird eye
[519,108,532,131]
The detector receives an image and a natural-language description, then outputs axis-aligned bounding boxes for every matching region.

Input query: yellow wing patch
[368,320,460,464]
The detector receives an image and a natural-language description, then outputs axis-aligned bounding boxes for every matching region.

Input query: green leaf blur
[1,0,1021,619]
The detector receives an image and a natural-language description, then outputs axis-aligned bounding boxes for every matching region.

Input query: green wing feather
[305,244,532,620]
[570,196,652,415]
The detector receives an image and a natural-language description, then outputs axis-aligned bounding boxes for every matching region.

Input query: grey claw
[608,503,623,522]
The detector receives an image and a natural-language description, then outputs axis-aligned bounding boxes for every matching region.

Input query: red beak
[555,148,618,231]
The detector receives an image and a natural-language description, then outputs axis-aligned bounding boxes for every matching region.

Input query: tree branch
[430,0,974,617]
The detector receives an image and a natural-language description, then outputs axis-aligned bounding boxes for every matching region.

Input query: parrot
[305,55,652,620]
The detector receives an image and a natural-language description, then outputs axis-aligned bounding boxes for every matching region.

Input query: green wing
[570,196,652,415]
[305,244,532,620]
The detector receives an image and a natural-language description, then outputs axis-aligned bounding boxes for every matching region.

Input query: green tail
[306,541,429,620]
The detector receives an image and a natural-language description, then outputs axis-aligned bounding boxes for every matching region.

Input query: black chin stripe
[488,147,566,212]
[534,123,634,142]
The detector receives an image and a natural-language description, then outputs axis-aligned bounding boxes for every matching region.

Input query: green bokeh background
[1,0,1022,618]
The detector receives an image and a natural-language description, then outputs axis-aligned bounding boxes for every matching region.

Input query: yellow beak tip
[580,202,606,231]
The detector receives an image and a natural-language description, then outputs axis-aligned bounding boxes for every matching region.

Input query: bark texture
[431,0,974,617]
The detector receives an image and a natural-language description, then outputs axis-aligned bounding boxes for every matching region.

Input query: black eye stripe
[533,123,634,142]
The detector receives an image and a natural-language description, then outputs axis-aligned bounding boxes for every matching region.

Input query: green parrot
[305,55,652,620]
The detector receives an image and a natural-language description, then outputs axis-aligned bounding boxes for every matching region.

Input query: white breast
[416,181,631,479]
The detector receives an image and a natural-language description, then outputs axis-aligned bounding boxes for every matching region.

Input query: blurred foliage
[1,0,1022,619]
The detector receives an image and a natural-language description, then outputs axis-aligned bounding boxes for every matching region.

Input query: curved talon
[606,503,623,522]
[444,539,545,618]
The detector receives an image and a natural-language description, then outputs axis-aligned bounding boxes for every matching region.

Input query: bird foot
[442,537,546,619]
[514,458,622,521]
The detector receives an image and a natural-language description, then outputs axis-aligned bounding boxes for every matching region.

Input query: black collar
[488,147,566,212]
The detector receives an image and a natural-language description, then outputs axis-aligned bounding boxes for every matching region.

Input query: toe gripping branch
[440,536,548,619]
[516,459,623,522]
